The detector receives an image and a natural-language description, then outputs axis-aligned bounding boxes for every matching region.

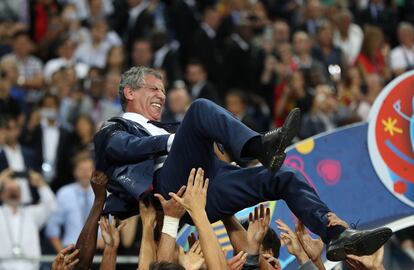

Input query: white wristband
[162,216,180,238]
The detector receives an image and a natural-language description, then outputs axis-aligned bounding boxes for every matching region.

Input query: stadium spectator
[162,87,191,122]
[46,153,95,253]
[0,65,22,120]
[130,39,153,67]
[390,22,414,77]
[225,89,257,131]
[296,0,325,37]
[19,93,72,185]
[185,60,221,104]
[299,84,339,139]
[105,46,126,74]
[1,31,44,91]
[43,35,89,84]
[75,19,119,69]
[293,31,328,87]
[333,9,364,65]
[355,26,391,82]
[191,6,223,87]
[0,170,56,270]
[356,73,384,121]
[0,116,40,204]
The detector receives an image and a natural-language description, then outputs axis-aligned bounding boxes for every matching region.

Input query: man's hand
[295,221,324,262]
[169,168,209,216]
[0,169,13,187]
[139,200,156,227]
[179,241,205,270]
[227,251,247,270]
[326,212,349,228]
[346,246,385,270]
[91,171,108,199]
[262,253,281,270]
[52,244,80,270]
[28,170,46,188]
[276,219,309,265]
[246,204,271,254]
[154,185,186,219]
[99,216,126,249]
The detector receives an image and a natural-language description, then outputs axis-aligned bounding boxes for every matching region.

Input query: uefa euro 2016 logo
[368,71,414,208]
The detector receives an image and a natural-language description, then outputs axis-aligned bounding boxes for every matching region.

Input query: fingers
[59,244,75,256]
[187,168,196,190]
[230,252,247,270]
[117,220,127,231]
[259,204,264,219]
[203,178,209,192]
[176,185,187,197]
[346,254,363,262]
[193,241,202,255]
[275,219,294,236]
[67,258,80,269]
[264,207,270,226]
[168,192,184,205]
[64,249,79,264]
[254,206,259,221]
[154,193,166,204]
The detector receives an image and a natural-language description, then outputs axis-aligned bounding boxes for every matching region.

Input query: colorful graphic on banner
[368,70,414,208]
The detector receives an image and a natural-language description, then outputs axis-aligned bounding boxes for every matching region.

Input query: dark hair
[241,220,281,258]
[149,262,185,270]
[72,151,94,169]
[186,59,206,71]
[12,30,30,40]
[226,89,248,105]
[41,93,60,108]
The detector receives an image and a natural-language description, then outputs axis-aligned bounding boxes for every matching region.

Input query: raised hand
[154,185,186,219]
[169,168,209,215]
[52,244,80,270]
[276,219,309,265]
[139,200,156,228]
[91,171,108,199]
[246,204,271,254]
[179,240,205,270]
[326,212,349,229]
[28,170,46,188]
[295,221,324,262]
[262,253,281,270]
[346,246,385,270]
[227,251,248,270]
[99,216,126,249]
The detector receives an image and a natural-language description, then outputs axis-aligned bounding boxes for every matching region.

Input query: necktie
[147,120,180,133]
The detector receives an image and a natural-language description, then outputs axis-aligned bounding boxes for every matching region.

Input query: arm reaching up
[75,171,108,270]
[99,216,126,270]
[154,185,186,262]
[169,168,228,270]
[138,200,157,270]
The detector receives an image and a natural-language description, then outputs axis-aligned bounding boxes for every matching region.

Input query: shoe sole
[327,227,392,261]
[270,108,301,171]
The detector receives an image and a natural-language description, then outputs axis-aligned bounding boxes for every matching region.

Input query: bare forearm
[75,198,105,270]
[100,247,117,270]
[157,234,178,262]
[192,210,228,270]
[313,257,326,270]
[50,237,64,253]
[138,224,156,270]
[222,216,248,254]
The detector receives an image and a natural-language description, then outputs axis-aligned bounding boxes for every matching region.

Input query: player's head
[119,66,165,120]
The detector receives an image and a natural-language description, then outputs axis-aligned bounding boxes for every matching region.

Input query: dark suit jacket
[94,117,171,218]
[191,27,223,86]
[19,124,72,191]
[113,0,154,50]
[154,48,183,83]
[191,81,222,105]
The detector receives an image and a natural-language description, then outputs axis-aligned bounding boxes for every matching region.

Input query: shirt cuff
[167,134,175,152]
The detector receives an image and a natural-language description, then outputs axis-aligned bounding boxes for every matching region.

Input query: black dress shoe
[326,227,392,261]
[258,108,301,171]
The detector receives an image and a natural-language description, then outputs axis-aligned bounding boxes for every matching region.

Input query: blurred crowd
[0,0,414,269]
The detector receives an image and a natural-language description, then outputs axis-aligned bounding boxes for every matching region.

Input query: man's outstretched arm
[75,171,107,270]
[105,131,171,163]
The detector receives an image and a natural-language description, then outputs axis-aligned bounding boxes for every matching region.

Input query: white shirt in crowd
[0,186,56,270]
[333,23,364,65]
[390,45,414,72]
[122,112,174,171]
[2,145,33,204]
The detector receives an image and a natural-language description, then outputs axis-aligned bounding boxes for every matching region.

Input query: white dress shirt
[123,112,174,171]
[333,24,364,65]
[390,45,414,71]
[0,186,56,270]
[3,145,32,204]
